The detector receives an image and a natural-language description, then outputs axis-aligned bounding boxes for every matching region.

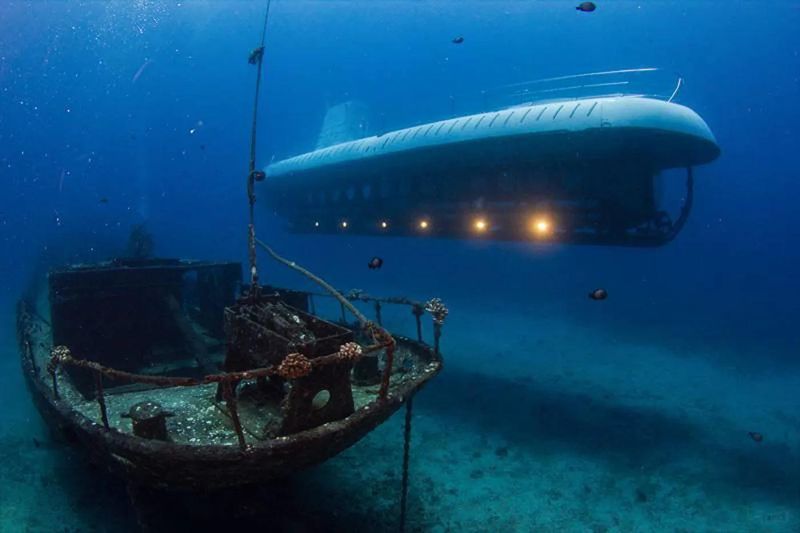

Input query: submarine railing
[464,67,683,116]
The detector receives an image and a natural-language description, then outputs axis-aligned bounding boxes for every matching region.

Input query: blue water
[1,2,799,531]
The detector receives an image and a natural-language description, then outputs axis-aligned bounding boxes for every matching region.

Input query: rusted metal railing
[47,338,391,451]
[307,289,434,344]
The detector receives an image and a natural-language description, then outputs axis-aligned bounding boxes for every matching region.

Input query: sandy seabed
[1,304,798,532]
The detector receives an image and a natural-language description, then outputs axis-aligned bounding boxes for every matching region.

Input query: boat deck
[30,309,431,447]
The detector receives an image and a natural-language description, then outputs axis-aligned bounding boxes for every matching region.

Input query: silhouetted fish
[99,197,109,204]
[452,36,464,44]
[576,2,597,12]
[368,257,384,270]
[588,288,607,300]
[748,431,763,443]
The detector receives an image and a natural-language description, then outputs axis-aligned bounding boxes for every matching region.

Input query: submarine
[263,72,720,247]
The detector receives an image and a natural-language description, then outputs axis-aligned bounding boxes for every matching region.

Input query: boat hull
[18,303,441,491]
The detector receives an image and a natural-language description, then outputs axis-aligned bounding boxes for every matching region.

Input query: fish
[588,288,608,301]
[576,2,597,12]
[748,431,763,443]
[368,257,384,270]
[99,197,109,204]
[452,36,464,44]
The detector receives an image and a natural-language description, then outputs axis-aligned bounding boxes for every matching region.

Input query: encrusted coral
[276,352,312,379]
[48,345,71,373]
[424,298,449,325]
[337,341,363,362]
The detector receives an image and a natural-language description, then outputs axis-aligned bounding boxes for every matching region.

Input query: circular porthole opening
[312,389,331,410]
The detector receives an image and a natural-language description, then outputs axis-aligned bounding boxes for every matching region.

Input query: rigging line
[246,0,273,290]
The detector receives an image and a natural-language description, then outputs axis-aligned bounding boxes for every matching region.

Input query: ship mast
[245,0,272,296]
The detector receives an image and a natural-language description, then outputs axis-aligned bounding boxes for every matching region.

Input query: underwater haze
[1,1,799,531]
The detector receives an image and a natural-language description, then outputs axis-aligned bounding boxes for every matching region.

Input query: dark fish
[748,431,764,443]
[99,197,109,204]
[588,288,608,301]
[452,36,464,44]
[576,2,597,12]
[368,256,384,270]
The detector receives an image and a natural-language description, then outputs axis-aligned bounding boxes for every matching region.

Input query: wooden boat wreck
[16,257,444,492]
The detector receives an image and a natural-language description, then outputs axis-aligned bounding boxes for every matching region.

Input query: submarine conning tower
[263,93,720,247]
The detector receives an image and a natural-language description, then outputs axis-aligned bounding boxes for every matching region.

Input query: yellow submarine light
[529,215,553,237]
[418,219,430,230]
[380,220,389,229]
[341,220,348,229]
[473,217,488,233]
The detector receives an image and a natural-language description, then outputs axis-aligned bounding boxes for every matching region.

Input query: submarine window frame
[503,111,516,126]
[473,115,486,129]
[569,103,581,118]
[447,120,460,134]
[461,117,473,129]
[536,107,548,120]
[400,129,413,142]
[586,101,599,117]
[422,123,436,137]
[434,122,448,135]
[552,104,565,119]
[488,113,501,127]
[520,108,533,123]
[410,127,423,140]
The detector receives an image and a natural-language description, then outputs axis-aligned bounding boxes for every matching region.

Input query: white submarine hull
[263,96,720,246]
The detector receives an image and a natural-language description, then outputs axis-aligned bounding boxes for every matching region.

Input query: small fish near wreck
[589,288,608,301]
[576,2,597,12]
